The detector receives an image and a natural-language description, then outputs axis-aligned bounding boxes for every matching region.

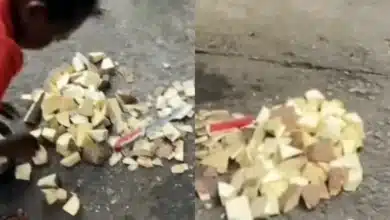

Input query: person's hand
[1,209,28,220]
[0,102,20,120]
[0,133,39,159]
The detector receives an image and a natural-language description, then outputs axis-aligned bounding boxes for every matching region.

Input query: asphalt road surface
[0,0,195,219]
[196,0,390,220]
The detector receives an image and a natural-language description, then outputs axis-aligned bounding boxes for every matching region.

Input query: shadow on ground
[195,58,244,105]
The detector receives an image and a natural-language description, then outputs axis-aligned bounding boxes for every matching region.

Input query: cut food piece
[173,140,184,161]
[72,56,85,71]
[316,116,346,140]
[62,193,80,216]
[101,57,115,71]
[289,176,309,187]
[269,106,299,131]
[56,111,71,127]
[82,144,111,165]
[88,129,108,143]
[155,141,173,159]
[328,167,348,196]
[260,179,289,198]
[70,114,89,125]
[195,177,216,202]
[301,184,321,209]
[217,182,237,205]
[61,85,85,99]
[88,52,106,63]
[41,127,57,142]
[320,99,346,117]
[56,133,75,157]
[264,118,286,137]
[137,157,154,168]
[15,163,32,181]
[279,184,302,213]
[60,152,81,167]
[107,136,120,148]
[56,188,68,201]
[297,112,320,132]
[37,173,58,187]
[32,145,48,165]
[340,139,358,155]
[56,73,70,90]
[77,98,94,116]
[329,153,361,169]
[344,167,363,192]
[317,181,330,199]
[41,95,61,117]
[225,196,253,220]
[290,130,317,150]
[255,106,270,124]
[305,89,325,101]
[107,98,126,134]
[74,71,101,89]
[41,189,58,205]
[175,123,193,133]
[250,195,280,218]
[278,144,303,160]
[200,149,230,173]
[30,129,42,138]
[132,139,156,157]
[23,91,44,125]
[171,163,189,174]
[301,162,327,184]
[108,152,122,166]
[75,124,95,148]
[261,169,283,183]
[306,140,337,163]
[278,156,308,177]
[161,123,181,142]
[182,79,195,97]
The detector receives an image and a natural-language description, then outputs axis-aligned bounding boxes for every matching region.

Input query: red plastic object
[114,128,144,152]
[208,116,255,134]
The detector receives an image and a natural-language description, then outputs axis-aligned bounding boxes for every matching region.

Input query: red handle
[114,127,144,152]
[208,116,255,134]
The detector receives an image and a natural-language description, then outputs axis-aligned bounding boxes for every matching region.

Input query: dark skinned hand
[1,209,29,220]
[0,133,39,159]
[0,102,20,120]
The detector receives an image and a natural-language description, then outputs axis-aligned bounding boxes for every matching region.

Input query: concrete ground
[196,0,390,220]
[0,0,195,219]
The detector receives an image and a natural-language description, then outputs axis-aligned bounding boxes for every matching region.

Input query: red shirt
[0,0,23,100]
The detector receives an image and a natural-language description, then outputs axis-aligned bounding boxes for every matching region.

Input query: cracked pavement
[196,0,390,219]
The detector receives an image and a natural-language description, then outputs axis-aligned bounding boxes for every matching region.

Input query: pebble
[374,131,382,138]
[162,62,171,69]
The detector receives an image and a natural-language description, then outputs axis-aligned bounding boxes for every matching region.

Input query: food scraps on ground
[195,89,365,219]
[16,52,194,216]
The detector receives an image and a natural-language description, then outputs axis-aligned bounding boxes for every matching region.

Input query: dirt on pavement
[196,0,390,220]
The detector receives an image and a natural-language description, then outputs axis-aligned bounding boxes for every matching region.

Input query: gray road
[0,0,195,219]
[196,0,390,220]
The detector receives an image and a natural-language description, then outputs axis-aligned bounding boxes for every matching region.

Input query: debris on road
[195,89,365,219]
[18,52,194,216]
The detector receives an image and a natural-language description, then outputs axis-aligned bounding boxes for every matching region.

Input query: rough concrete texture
[0,0,195,219]
[196,0,390,220]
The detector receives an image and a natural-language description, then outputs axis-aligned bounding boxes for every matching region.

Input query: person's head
[11,0,102,49]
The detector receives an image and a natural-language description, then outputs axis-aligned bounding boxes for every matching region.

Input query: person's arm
[0,37,23,119]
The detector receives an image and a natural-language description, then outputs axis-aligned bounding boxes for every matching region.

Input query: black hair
[41,0,103,24]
